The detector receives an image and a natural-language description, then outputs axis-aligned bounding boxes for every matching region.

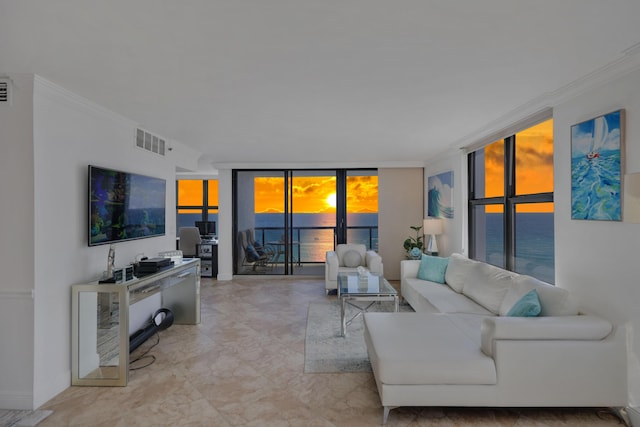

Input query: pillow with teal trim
[417,255,449,284]
[506,289,541,317]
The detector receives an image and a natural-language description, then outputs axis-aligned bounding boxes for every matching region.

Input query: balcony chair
[239,229,275,271]
[325,243,383,294]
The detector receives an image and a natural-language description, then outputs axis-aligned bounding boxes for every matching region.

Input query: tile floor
[39,277,623,426]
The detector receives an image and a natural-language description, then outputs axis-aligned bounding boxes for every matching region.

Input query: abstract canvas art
[571,109,624,221]
[427,171,454,219]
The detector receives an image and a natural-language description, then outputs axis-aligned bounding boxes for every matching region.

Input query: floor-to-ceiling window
[176,179,219,236]
[468,118,555,283]
[233,169,378,275]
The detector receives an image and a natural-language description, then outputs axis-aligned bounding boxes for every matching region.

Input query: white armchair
[325,243,383,294]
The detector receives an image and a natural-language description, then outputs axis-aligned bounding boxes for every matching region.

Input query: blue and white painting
[571,109,624,221]
[428,171,454,219]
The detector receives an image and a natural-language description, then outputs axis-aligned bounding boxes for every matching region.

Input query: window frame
[176,179,219,233]
[468,133,554,275]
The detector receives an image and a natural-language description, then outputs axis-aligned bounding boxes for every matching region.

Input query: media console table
[71,258,200,386]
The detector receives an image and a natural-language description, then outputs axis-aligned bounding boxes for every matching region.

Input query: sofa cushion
[445,253,478,293]
[462,262,517,314]
[342,250,362,268]
[403,277,493,315]
[506,289,541,317]
[499,275,579,316]
[417,255,449,283]
[364,313,496,385]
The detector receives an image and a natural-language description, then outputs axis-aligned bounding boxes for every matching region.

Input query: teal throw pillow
[417,255,449,284]
[506,289,542,317]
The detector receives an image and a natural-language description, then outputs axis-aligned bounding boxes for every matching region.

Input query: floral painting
[571,109,624,221]
[427,171,454,219]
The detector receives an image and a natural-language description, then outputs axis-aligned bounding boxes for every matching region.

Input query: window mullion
[505,136,516,272]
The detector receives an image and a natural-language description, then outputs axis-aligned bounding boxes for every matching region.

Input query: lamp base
[426,234,439,255]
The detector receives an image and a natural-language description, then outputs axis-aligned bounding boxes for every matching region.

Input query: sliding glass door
[233,169,377,275]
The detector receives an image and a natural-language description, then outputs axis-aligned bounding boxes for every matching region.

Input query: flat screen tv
[89,165,166,246]
[195,220,216,236]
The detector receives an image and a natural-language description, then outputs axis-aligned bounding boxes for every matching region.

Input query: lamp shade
[423,218,443,235]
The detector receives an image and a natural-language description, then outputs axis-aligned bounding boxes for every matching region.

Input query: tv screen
[195,220,216,236]
[89,165,166,246]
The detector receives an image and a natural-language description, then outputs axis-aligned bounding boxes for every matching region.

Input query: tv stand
[71,258,200,386]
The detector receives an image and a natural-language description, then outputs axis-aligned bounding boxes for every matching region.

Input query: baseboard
[628,407,640,427]
[0,390,34,410]
[33,368,70,409]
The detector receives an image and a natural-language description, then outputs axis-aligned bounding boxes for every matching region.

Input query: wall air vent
[135,128,166,156]
[0,79,11,104]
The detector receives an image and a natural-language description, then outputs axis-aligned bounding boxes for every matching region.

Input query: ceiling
[2,1,640,169]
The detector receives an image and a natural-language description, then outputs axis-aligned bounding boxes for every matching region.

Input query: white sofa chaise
[325,243,383,294]
[363,253,627,424]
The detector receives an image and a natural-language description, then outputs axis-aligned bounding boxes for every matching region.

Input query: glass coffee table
[338,272,399,337]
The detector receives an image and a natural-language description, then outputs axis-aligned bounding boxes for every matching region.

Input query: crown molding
[452,48,640,151]
[33,75,136,128]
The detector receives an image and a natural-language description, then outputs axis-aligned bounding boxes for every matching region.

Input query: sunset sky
[179,120,552,215]
[484,119,554,213]
[254,175,378,214]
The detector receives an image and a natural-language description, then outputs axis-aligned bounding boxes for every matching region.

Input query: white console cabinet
[71,258,200,386]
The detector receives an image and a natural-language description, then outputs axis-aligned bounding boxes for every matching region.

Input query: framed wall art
[427,171,454,219]
[570,109,624,221]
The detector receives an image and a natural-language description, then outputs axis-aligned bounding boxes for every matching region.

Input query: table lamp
[423,217,443,255]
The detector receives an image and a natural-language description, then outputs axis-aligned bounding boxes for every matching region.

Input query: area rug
[304,299,413,373]
[0,409,53,427]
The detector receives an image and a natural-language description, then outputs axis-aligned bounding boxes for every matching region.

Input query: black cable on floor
[129,332,160,370]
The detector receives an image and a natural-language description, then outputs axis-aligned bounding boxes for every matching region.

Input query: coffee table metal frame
[337,272,399,337]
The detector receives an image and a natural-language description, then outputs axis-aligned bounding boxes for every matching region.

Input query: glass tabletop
[337,272,396,296]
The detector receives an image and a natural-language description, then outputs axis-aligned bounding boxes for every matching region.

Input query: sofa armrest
[326,251,339,280]
[400,260,420,289]
[481,315,613,356]
[365,251,383,275]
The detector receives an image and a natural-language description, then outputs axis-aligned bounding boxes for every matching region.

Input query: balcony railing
[253,225,378,264]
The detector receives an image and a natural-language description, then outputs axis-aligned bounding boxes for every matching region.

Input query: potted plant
[403,225,423,259]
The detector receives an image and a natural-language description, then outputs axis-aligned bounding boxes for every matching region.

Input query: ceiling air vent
[0,79,10,104]
[135,128,166,156]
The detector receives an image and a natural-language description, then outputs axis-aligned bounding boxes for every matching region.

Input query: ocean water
[180,211,554,282]
[254,213,378,263]
[482,212,555,284]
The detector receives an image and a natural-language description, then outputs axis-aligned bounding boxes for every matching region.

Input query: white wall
[0,75,36,409]
[553,67,640,411]
[0,74,201,409]
[217,169,233,280]
[378,168,424,280]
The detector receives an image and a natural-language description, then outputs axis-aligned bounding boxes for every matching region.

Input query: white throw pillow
[445,253,478,293]
[342,250,363,268]
[463,262,517,314]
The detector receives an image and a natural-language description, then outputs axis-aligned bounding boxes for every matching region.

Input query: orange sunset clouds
[484,119,554,213]
[254,175,378,214]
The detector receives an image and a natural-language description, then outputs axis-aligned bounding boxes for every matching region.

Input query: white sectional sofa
[363,253,627,424]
